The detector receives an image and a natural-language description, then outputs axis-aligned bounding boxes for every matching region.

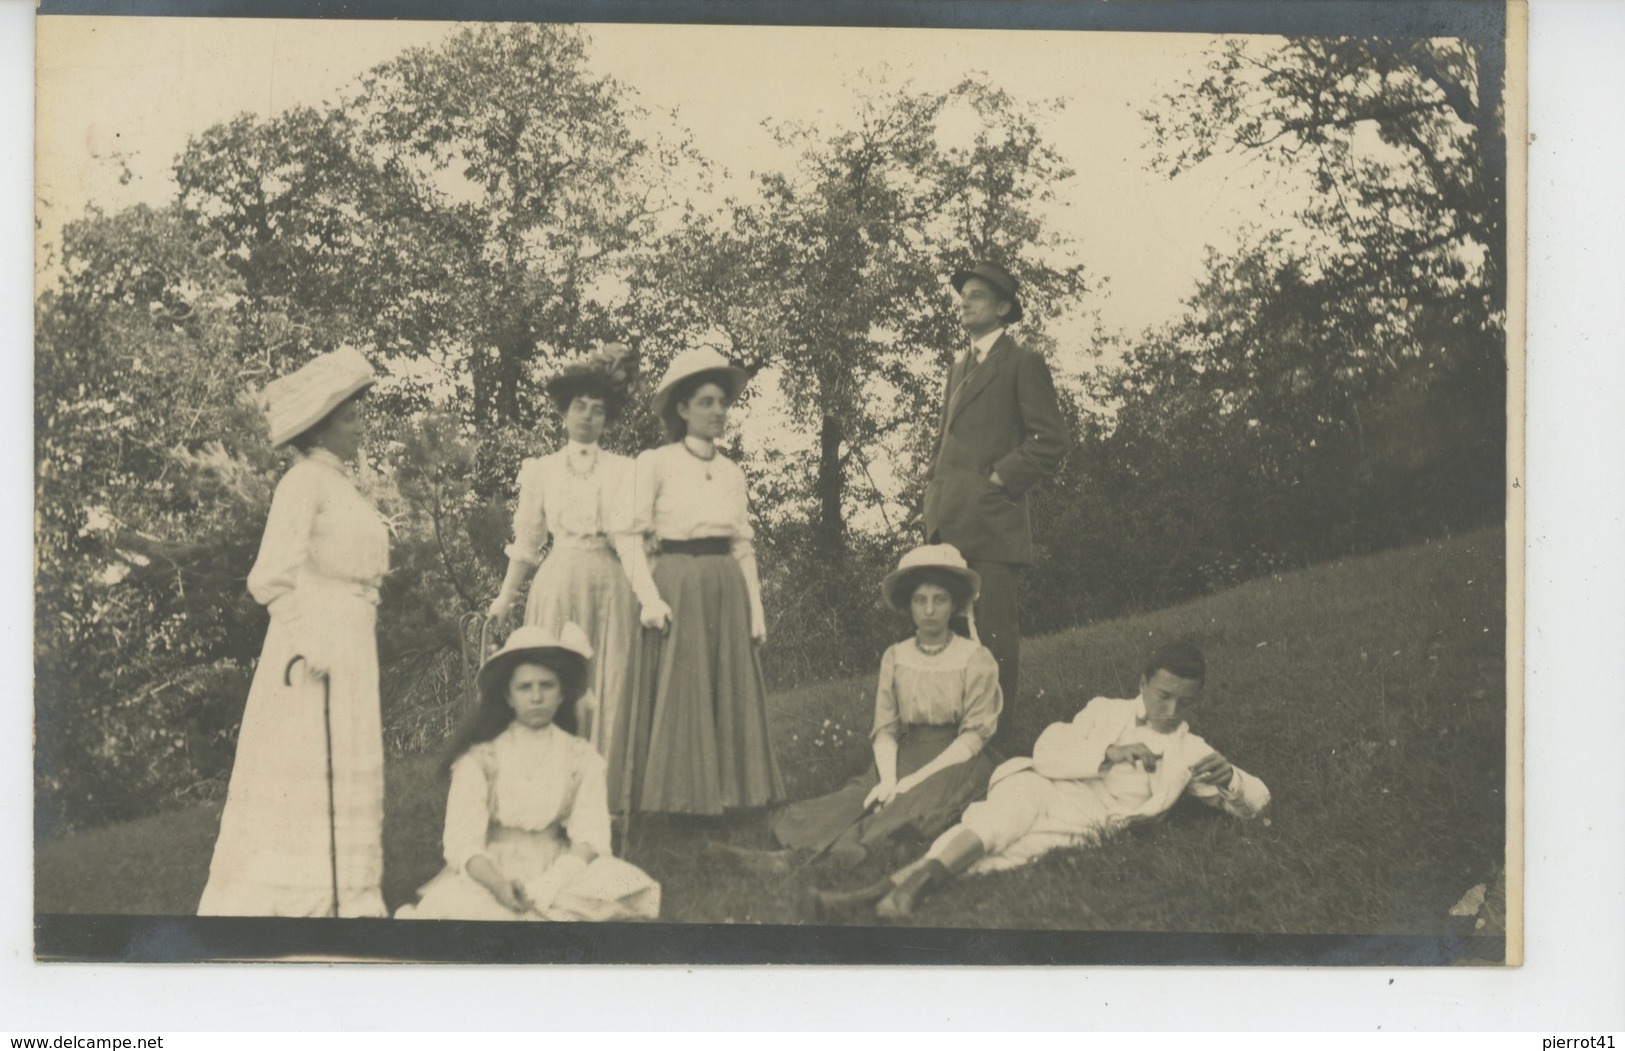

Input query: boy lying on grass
[812,641,1271,921]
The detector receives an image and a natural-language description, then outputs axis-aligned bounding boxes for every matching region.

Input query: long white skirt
[198,590,386,917]
[396,827,660,922]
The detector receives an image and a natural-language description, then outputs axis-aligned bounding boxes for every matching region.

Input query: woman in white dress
[199,347,391,917]
[486,345,665,800]
[396,624,661,922]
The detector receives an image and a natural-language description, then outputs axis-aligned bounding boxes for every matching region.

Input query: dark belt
[660,537,733,556]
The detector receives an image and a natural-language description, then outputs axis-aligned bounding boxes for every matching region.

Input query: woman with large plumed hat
[199,346,392,917]
[395,624,660,921]
[609,347,785,817]
[486,343,663,794]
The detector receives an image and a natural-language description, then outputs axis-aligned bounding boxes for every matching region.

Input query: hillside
[37,527,1509,938]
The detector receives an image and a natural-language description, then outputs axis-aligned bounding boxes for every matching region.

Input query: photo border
[28,0,1524,971]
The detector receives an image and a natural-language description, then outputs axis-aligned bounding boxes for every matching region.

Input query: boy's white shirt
[989,695,1271,824]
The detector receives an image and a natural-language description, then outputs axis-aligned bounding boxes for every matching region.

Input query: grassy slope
[37,527,1508,935]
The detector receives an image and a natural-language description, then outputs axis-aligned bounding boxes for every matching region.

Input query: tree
[1017,36,1513,630]
[175,105,396,375]
[1145,35,1507,350]
[353,23,686,437]
[35,203,280,829]
[1135,34,1507,546]
[174,23,696,488]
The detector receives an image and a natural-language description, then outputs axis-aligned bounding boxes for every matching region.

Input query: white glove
[487,593,516,623]
[862,779,898,810]
[640,597,672,631]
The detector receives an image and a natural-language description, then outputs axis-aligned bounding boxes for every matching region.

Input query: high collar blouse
[631,441,755,542]
[247,448,390,609]
[629,441,767,636]
[504,444,638,564]
[442,722,614,872]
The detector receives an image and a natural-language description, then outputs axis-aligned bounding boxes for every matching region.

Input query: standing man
[923,260,1069,754]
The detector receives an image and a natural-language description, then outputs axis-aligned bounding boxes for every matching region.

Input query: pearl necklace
[914,635,952,657]
[682,437,717,481]
[564,445,599,480]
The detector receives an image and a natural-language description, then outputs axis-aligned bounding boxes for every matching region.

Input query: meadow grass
[37,527,1507,935]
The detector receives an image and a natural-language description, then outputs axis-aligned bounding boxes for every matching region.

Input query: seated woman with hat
[716,544,1003,872]
[486,343,663,792]
[609,348,785,818]
[396,624,660,922]
[200,346,391,918]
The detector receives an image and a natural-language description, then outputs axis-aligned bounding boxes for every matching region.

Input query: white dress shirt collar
[564,439,597,457]
[969,327,1005,364]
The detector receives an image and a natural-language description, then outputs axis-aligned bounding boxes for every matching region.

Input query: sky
[35,17,1302,346]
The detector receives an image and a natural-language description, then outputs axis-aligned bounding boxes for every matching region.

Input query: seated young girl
[735,544,1003,870]
[395,624,660,922]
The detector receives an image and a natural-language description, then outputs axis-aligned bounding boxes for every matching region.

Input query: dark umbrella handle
[285,654,332,683]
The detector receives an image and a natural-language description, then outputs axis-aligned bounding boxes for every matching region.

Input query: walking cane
[285,654,340,919]
[779,798,881,885]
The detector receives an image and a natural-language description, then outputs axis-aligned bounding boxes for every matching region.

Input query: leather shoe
[809,877,895,921]
[875,860,948,920]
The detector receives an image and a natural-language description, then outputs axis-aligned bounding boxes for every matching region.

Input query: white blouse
[247,448,389,611]
[504,443,660,607]
[631,441,755,542]
[442,723,614,872]
[505,443,636,561]
[632,442,765,634]
[871,635,1003,754]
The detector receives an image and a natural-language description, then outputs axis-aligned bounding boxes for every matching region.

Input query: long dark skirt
[768,724,996,867]
[609,551,785,814]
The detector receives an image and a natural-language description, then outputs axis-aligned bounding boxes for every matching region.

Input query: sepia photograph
[31,0,1521,965]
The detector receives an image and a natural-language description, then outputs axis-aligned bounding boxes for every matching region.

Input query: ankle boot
[809,876,896,921]
[875,860,948,920]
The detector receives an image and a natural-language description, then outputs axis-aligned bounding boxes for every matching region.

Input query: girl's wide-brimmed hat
[477,623,595,706]
[544,341,640,409]
[649,347,750,421]
[881,543,982,612]
[950,260,1024,324]
[260,346,378,448]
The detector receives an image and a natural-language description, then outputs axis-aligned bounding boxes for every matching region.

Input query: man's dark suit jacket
[923,331,1069,565]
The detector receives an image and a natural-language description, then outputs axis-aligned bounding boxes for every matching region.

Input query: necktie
[953,348,977,404]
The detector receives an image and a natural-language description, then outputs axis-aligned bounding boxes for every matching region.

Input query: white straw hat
[477,623,595,705]
[881,543,982,612]
[260,347,378,448]
[649,347,749,420]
